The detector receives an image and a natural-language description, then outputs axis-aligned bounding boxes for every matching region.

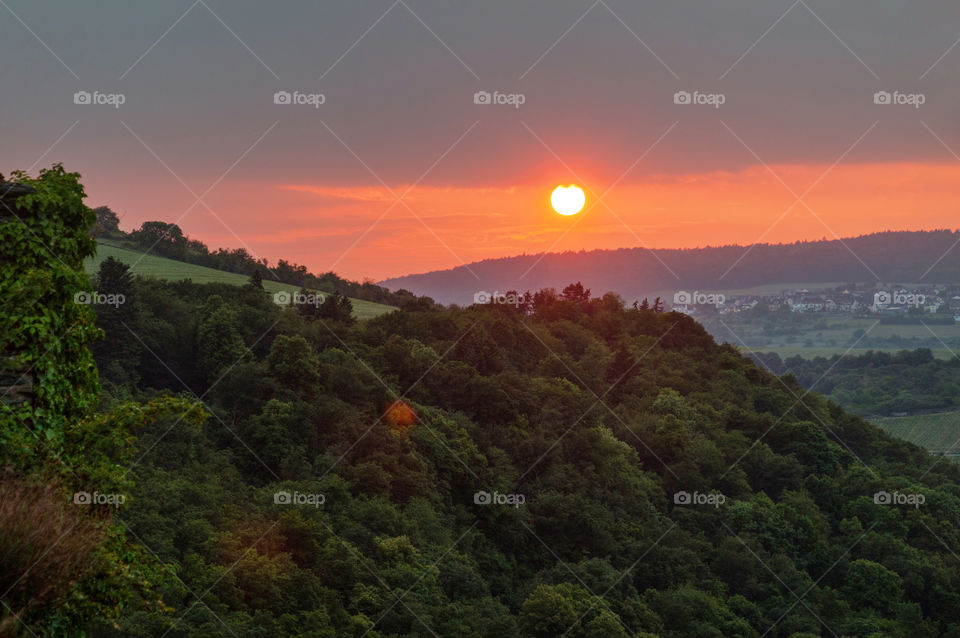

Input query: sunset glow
[550,185,586,216]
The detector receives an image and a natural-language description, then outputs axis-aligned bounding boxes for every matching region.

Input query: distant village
[670,285,960,322]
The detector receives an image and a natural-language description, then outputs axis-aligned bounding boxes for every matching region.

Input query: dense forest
[6,168,960,637]
[750,349,960,417]
[380,230,960,304]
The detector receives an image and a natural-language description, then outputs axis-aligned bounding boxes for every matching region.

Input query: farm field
[707,312,960,360]
[86,242,396,320]
[873,410,960,456]
[734,345,958,361]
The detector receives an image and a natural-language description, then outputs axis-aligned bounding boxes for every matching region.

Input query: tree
[561,281,591,304]
[519,585,580,637]
[248,267,264,290]
[91,257,139,384]
[91,205,120,237]
[196,298,247,383]
[842,559,904,613]
[266,334,321,398]
[1,165,101,451]
[318,292,354,324]
[131,221,187,259]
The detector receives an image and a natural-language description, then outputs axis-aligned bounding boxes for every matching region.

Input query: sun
[551,185,586,216]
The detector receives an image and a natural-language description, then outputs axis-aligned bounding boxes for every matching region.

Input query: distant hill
[88,242,396,320]
[380,230,960,304]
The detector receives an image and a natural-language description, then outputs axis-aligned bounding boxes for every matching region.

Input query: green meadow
[86,242,395,320]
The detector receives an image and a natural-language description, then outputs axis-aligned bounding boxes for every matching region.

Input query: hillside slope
[87,242,395,319]
[92,281,960,637]
[380,230,960,304]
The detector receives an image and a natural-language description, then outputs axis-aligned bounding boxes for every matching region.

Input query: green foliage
[1,164,100,461]
[1,168,209,636]
[10,170,960,636]
[75,273,960,637]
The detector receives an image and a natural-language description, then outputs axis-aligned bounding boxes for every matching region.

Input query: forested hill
[380,230,960,304]
[85,270,960,635]
[8,169,960,636]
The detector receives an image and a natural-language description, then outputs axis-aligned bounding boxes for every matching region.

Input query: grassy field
[86,242,395,320]
[735,345,958,361]
[873,410,960,455]
[708,311,960,362]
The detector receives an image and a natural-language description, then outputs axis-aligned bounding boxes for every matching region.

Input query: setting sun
[551,185,586,216]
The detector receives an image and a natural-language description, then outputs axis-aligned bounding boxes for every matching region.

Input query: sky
[3,0,960,281]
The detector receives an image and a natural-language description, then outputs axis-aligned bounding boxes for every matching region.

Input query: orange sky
[93,161,960,281]
[7,1,960,283]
